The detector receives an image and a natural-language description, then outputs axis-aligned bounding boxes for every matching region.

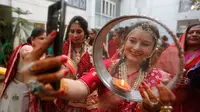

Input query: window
[179,0,193,12]
[68,0,86,10]
[48,0,86,10]
[95,0,117,28]
[101,0,116,17]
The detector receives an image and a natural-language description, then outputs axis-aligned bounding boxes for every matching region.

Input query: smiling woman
[49,21,175,112]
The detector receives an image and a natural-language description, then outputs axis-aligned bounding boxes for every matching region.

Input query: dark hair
[91,28,97,35]
[162,35,168,41]
[27,37,32,44]
[65,16,89,40]
[30,27,46,39]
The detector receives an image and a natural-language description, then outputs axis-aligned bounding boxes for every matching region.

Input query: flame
[121,80,125,86]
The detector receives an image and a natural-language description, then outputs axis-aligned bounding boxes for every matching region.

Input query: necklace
[73,46,84,65]
[119,62,145,90]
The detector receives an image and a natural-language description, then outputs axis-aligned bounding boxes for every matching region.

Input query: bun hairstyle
[65,16,89,40]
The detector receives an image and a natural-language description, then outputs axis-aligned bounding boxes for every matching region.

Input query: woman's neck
[186,45,200,53]
[125,60,140,75]
[73,43,83,48]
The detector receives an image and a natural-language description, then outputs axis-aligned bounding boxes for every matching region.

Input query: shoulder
[20,45,33,52]
[20,45,33,59]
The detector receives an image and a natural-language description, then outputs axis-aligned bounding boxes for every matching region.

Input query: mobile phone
[47,0,66,90]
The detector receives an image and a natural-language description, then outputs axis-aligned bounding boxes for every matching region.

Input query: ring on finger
[28,80,44,93]
[150,99,159,107]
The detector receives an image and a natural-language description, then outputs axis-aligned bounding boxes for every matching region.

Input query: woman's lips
[189,36,200,41]
[130,52,141,57]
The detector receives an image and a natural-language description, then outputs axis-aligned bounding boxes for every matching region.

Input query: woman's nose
[133,43,141,51]
[72,33,78,38]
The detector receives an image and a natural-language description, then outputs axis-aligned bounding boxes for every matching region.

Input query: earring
[148,57,152,68]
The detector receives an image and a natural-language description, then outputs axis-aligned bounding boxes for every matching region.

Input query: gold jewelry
[160,106,173,112]
[127,22,158,41]
[119,62,145,90]
[150,100,159,107]
[74,20,79,24]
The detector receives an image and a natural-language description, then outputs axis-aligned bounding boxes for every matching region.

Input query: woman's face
[69,23,85,44]
[89,30,95,40]
[124,29,155,63]
[113,31,121,47]
[32,32,46,48]
[186,25,200,46]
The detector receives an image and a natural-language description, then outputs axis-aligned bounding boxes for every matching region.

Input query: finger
[141,82,157,101]
[51,89,65,97]
[29,30,57,61]
[139,85,150,102]
[42,86,65,97]
[157,84,176,105]
[36,69,69,84]
[29,55,68,74]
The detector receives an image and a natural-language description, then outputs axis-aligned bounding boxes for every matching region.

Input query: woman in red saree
[55,21,175,112]
[156,24,200,112]
[59,16,98,112]
[0,28,47,112]
[11,21,176,112]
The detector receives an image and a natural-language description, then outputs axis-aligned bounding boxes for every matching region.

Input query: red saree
[54,38,97,112]
[79,59,172,112]
[108,40,117,58]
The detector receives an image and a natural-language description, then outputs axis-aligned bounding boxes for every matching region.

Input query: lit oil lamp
[112,77,131,92]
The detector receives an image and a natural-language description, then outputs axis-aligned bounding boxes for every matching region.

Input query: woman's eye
[77,30,82,34]
[70,30,75,33]
[142,43,150,46]
[130,39,136,43]
[38,37,45,40]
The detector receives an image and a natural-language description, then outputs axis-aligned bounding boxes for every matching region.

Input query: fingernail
[61,55,68,63]
[64,70,69,76]
[50,30,56,37]
[55,90,65,96]
[141,81,145,85]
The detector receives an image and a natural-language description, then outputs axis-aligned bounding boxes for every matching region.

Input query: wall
[12,0,89,26]
[0,0,11,6]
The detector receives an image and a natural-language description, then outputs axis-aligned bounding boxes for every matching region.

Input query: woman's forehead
[190,25,200,31]
[127,29,154,41]
[70,23,82,29]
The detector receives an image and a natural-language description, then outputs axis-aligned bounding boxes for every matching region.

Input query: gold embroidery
[92,72,96,76]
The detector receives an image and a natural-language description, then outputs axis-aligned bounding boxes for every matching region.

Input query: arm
[60,68,101,101]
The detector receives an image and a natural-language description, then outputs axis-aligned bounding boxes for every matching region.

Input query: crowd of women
[0,15,200,112]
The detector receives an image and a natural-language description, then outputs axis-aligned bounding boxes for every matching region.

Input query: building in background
[0,0,199,36]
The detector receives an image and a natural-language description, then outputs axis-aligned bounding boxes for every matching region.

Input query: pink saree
[156,29,200,112]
